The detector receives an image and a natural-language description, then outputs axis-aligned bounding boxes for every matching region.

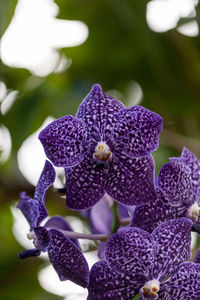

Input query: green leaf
[132,294,140,300]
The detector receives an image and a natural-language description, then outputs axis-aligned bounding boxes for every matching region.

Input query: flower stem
[111,201,119,234]
[132,294,140,300]
[58,229,110,242]
[119,217,131,226]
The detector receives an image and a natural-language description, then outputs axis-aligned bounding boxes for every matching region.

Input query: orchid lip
[140,279,160,300]
[93,141,112,163]
[186,202,200,223]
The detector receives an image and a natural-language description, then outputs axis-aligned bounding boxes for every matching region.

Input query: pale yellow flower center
[186,202,200,222]
[93,142,112,163]
[140,279,160,299]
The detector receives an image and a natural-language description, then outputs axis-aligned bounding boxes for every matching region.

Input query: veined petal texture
[88,260,145,300]
[17,160,55,229]
[34,160,55,225]
[39,115,88,167]
[48,229,89,287]
[105,153,156,205]
[181,147,200,202]
[152,218,192,281]
[130,190,187,233]
[162,262,200,300]
[105,227,157,278]
[76,84,125,141]
[158,160,194,206]
[17,192,40,230]
[34,160,55,203]
[111,105,162,157]
[65,152,107,210]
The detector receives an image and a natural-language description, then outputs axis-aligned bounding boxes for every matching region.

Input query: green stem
[111,201,119,234]
[132,294,140,300]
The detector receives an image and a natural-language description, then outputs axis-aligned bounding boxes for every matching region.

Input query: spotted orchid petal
[34,216,80,251]
[65,152,107,210]
[88,260,145,300]
[130,190,187,233]
[181,147,200,202]
[157,292,171,300]
[162,262,200,300]
[48,229,89,287]
[76,84,125,142]
[17,192,40,230]
[34,160,56,202]
[111,105,162,157]
[17,160,55,229]
[105,153,156,206]
[34,160,55,225]
[158,160,194,206]
[44,215,79,247]
[105,227,157,278]
[18,248,41,259]
[39,115,88,167]
[152,218,192,281]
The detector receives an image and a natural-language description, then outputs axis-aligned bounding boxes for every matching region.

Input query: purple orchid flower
[131,147,200,233]
[39,84,162,210]
[88,218,200,300]
[18,160,56,231]
[18,160,89,288]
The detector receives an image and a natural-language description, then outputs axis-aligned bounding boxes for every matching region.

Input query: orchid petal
[39,116,88,167]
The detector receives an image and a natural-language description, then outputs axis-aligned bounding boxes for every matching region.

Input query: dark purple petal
[194,248,200,263]
[162,262,200,300]
[158,160,194,206]
[76,84,125,142]
[181,147,200,202]
[192,223,200,234]
[130,190,187,233]
[34,160,55,225]
[105,227,157,278]
[89,196,113,234]
[44,215,79,247]
[152,218,192,281]
[157,292,171,300]
[105,153,156,206]
[18,248,41,259]
[88,260,145,300]
[65,152,107,210]
[48,229,89,287]
[34,226,50,250]
[39,115,88,167]
[17,192,39,230]
[111,105,162,157]
[34,160,55,201]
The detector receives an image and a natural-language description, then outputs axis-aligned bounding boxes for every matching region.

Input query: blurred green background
[1,0,200,299]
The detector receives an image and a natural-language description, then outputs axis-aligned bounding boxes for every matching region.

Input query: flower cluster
[17,84,200,300]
